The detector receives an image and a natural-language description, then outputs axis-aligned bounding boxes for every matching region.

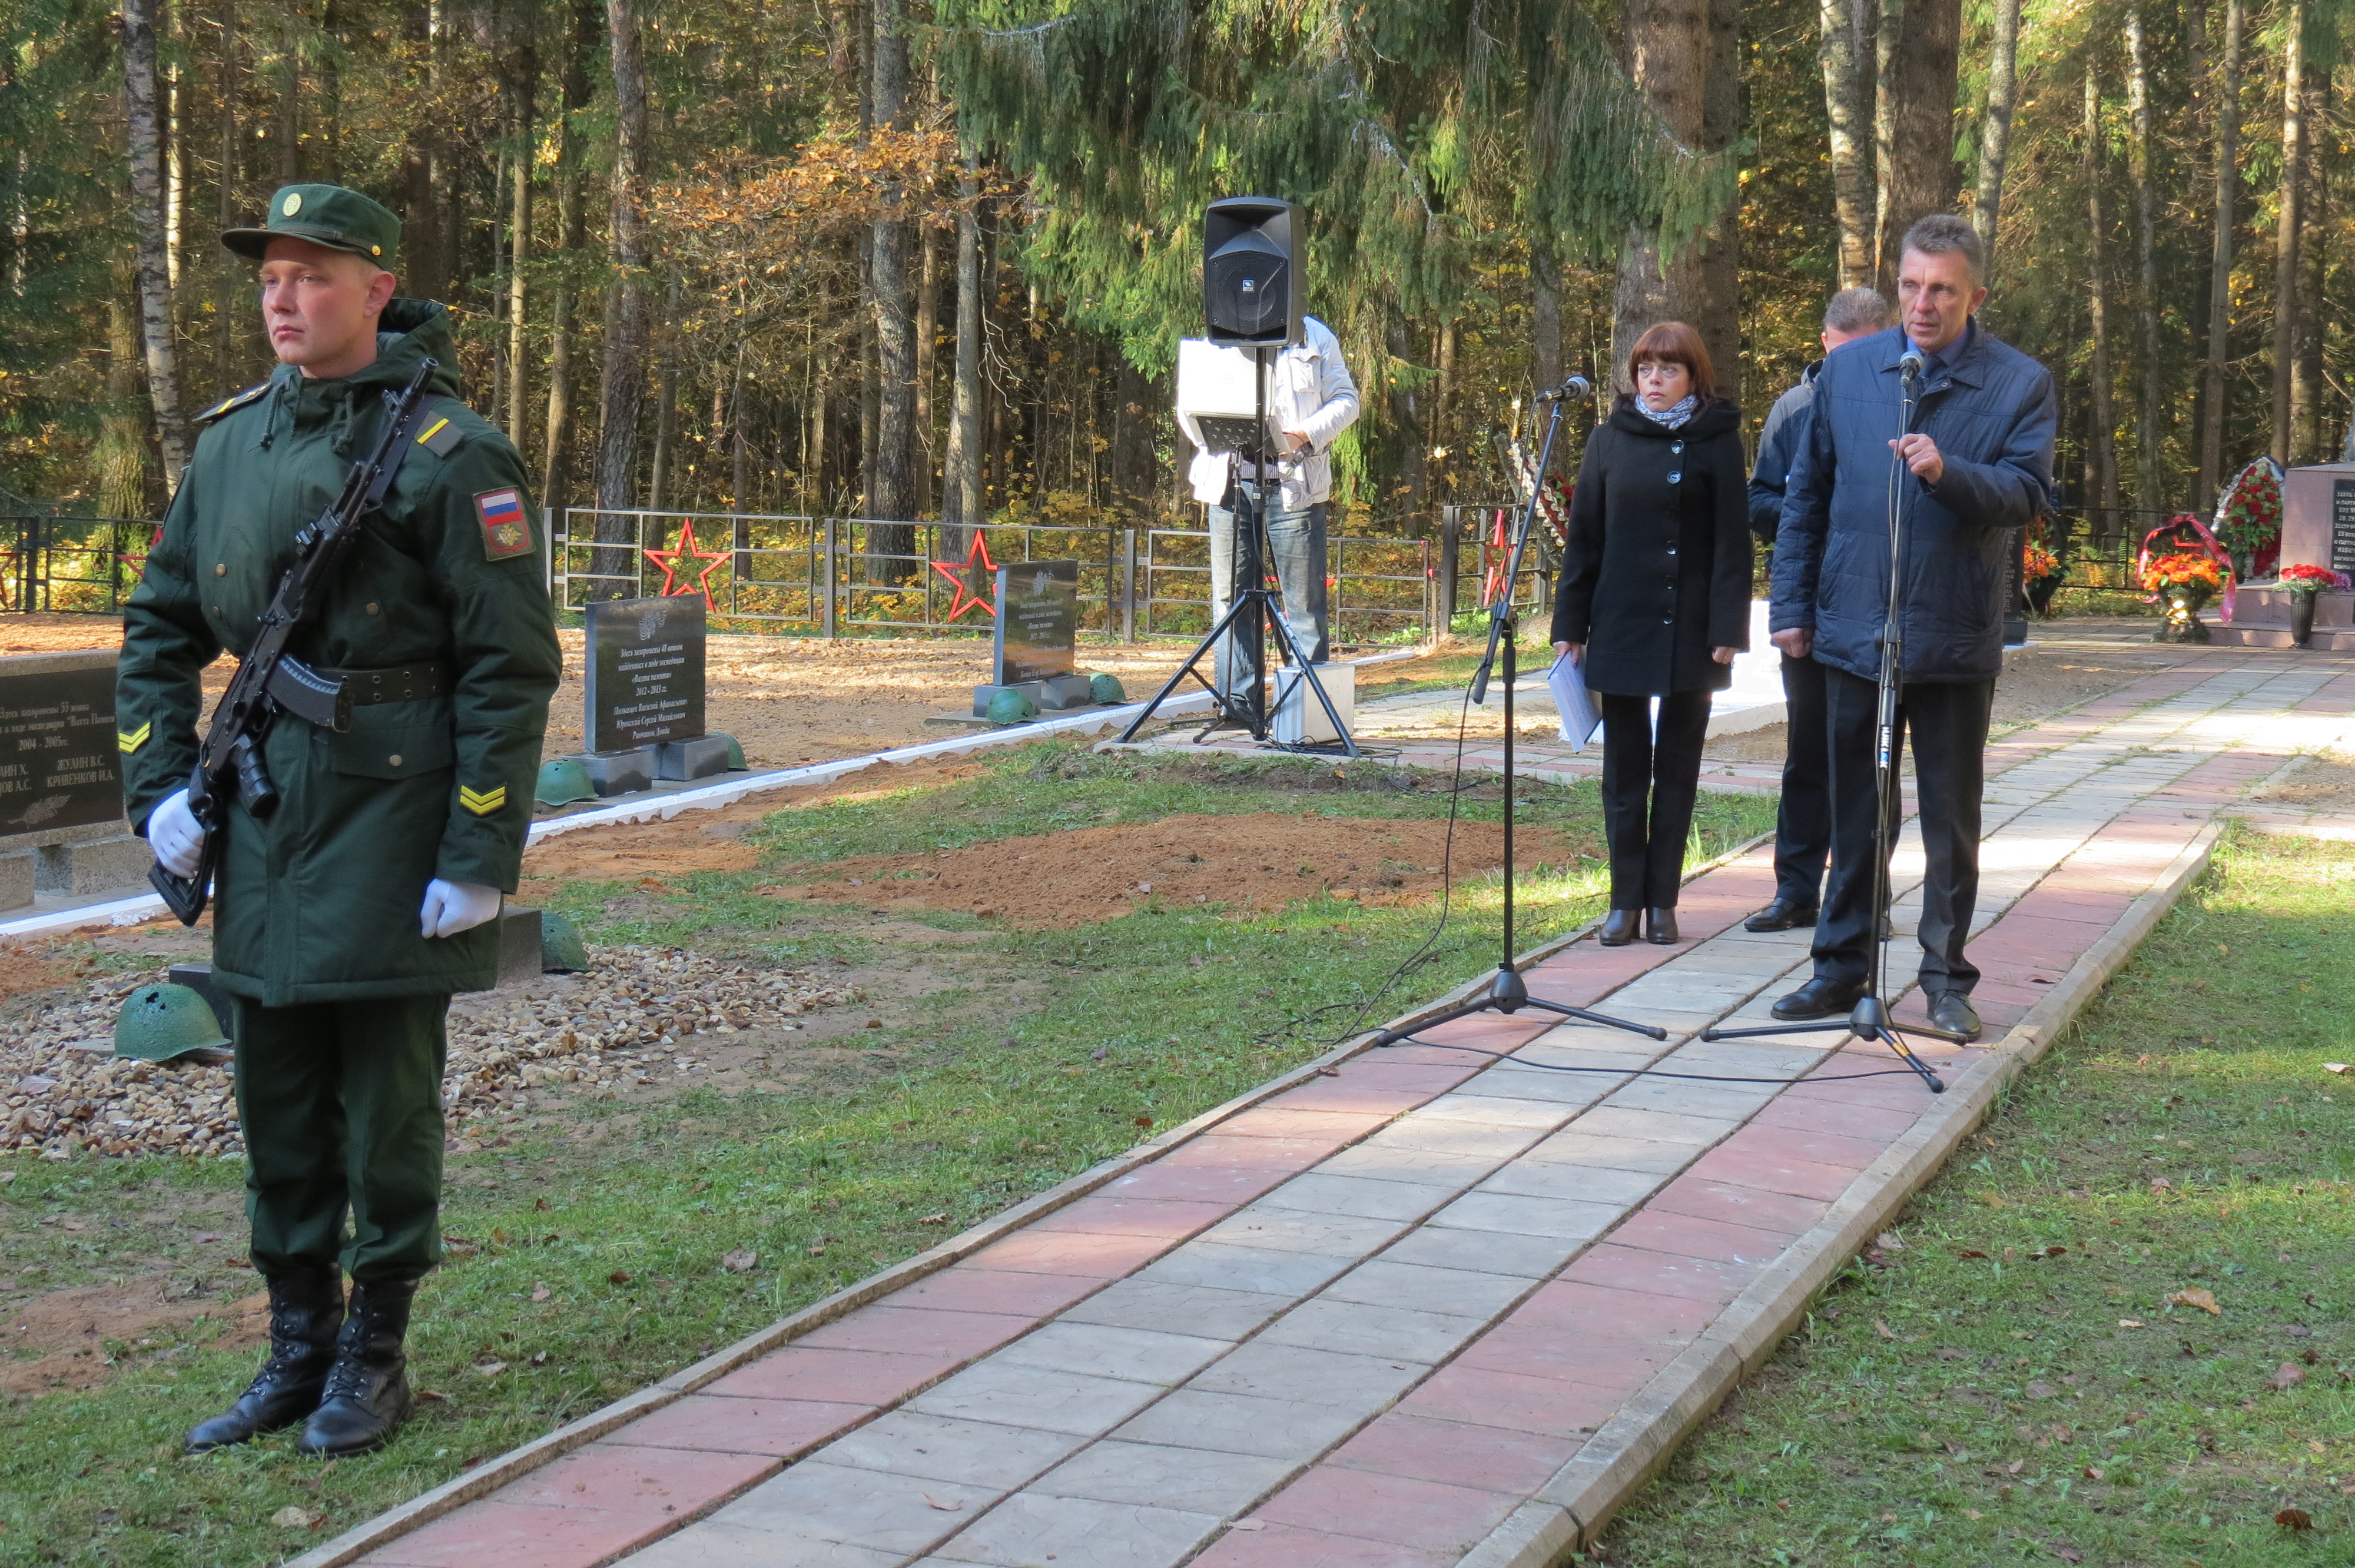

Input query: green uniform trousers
[230,994,450,1283]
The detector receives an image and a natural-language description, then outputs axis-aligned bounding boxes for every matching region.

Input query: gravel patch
[0,947,855,1161]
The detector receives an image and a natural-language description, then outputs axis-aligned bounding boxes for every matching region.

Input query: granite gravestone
[577,596,731,791]
[2334,480,2355,577]
[0,650,151,911]
[973,560,1094,715]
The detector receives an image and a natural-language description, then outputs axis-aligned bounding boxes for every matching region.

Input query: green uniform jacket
[117,299,560,1007]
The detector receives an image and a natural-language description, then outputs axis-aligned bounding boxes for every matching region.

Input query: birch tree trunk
[2125,8,2165,510]
[1820,0,1875,286]
[914,219,938,515]
[943,151,983,539]
[2291,67,2328,463]
[505,23,537,449]
[2197,0,2242,509]
[594,0,652,568]
[2085,66,2123,533]
[1971,0,2020,267]
[866,0,918,577]
[539,0,595,513]
[2270,0,2304,464]
[121,0,189,481]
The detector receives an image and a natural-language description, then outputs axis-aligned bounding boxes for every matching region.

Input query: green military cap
[221,183,401,267]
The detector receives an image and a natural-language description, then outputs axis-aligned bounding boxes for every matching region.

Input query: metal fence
[0,515,157,614]
[1437,503,1555,625]
[556,509,1449,643]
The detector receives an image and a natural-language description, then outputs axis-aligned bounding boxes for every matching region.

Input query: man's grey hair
[1899,212,1985,284]
[1823,287,1889,334]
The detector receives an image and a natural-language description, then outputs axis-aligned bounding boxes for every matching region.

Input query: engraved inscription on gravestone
[994,560,1079,686]
[0,660,122,834]
[585,595,706,752]
[2333,480,2355,577]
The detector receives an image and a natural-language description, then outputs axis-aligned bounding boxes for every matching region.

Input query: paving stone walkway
[326,643,2355,1568]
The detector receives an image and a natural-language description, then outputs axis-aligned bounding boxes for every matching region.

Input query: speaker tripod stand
[1121,345,1357,755]
[1699,354,1955,1093]
[1371,377,1664,1051]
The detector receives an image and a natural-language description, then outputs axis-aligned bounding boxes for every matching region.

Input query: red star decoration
[929,530,998,622]
[644,517,729,607]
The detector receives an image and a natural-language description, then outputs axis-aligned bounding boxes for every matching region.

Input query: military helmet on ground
[114,983,231,1062]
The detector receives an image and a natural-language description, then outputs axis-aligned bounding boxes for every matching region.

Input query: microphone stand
[1703,351,1956,1091]
[1371,377,1665,1050]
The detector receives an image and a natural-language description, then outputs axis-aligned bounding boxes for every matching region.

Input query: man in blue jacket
[1744,285,1888,934]
[1766,215,2056,1039]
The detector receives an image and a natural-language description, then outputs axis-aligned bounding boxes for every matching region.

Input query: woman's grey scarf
[1635,392,1699,430]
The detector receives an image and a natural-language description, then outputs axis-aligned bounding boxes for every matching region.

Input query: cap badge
[281,192,303,217]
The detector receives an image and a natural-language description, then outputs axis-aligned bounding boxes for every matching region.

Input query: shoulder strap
[194,382,271,424]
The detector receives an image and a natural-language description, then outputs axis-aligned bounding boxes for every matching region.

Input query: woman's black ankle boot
[1600,909,1641,946]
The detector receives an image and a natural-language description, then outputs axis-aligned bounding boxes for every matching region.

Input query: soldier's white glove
[148,789,207,879]
[420,878,502,939]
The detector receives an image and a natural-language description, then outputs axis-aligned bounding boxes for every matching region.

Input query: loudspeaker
[1203,196,1303,350]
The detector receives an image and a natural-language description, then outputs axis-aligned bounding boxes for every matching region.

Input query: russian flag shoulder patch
[474,489,534,562]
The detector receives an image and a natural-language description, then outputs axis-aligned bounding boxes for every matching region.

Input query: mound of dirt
[759,811,1588,929]
[2,1276,267,1397]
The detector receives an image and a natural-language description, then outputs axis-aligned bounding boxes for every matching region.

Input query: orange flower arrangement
[2024,541,2061,580]
[2140,552,2224,594]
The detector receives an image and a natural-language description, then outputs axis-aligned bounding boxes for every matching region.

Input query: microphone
[1537,374,1593,402]
[1899,348,1925,380]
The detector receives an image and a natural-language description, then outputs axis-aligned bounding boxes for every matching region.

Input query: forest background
[2,0,2350,562]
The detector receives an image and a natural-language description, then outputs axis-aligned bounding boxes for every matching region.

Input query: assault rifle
[149,359,437,925]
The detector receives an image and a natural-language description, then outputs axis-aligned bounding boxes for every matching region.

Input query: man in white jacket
[1183,315,1361,696]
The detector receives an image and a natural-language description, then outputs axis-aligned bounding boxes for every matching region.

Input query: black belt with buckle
[317,662,452,706]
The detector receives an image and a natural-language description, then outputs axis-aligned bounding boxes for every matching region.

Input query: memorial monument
[971,560,1099,717]
[560,596,743,797]
[0,649,152,912]
[2218,463,2355,650]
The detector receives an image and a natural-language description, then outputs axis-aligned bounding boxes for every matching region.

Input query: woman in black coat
[1551,321,1753,946]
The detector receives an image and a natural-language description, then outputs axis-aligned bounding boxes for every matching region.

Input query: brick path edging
[284,822,1776,1568]
[1457,820,2223,1567]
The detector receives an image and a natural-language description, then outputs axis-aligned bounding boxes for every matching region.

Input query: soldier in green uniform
[116,185,560,1457]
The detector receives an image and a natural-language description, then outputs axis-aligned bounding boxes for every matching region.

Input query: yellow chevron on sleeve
[415,416,450,447]
[117,722,151,755]
[458,784,508,816]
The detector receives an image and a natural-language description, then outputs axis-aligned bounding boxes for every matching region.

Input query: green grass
[0,739,1772,1567]
[1593,828,2355,1566]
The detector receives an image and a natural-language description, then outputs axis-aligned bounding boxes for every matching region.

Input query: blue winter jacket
[1769,323,2056,683]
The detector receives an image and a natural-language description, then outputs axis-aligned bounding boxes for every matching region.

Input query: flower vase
[2290,590,2318,648]
[2160,585,2213,643]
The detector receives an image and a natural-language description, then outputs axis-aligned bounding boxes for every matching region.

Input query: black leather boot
[1599,909,1641,946]
[1644,907,1680,945]
[185,1264,344,1453]
[298,1275,419,1457]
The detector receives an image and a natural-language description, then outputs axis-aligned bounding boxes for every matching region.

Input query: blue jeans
[1207,484,1328,698]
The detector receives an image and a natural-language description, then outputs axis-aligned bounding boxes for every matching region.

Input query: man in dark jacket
[1766,215,2056,1039]
[1743,285,1887,933]
[118,185,560,1457]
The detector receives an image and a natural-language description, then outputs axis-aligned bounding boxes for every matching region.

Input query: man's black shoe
[1599,909,1640,947]
[187,1264,344,1453]
[1926,990,1982,1042]
[1744,899,1818,933]
[298,1276,419,1457]
[1772,977,1865,1021]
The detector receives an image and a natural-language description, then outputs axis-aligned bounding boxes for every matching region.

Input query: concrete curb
[1468,820,2223,1565]
[284,825,1778,1568]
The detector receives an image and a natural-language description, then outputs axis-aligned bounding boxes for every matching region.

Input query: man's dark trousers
[233,995,450,1281]
[1815,668,1993,994]
[1772,653,1831,908]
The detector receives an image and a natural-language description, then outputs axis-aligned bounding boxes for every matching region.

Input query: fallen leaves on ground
[2277,1508,2315,1531]
[2270,1361,2307,1390]
[720,1248,758,1273]
[270,1507,324,1530]
[2167,1287,2221,1315]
